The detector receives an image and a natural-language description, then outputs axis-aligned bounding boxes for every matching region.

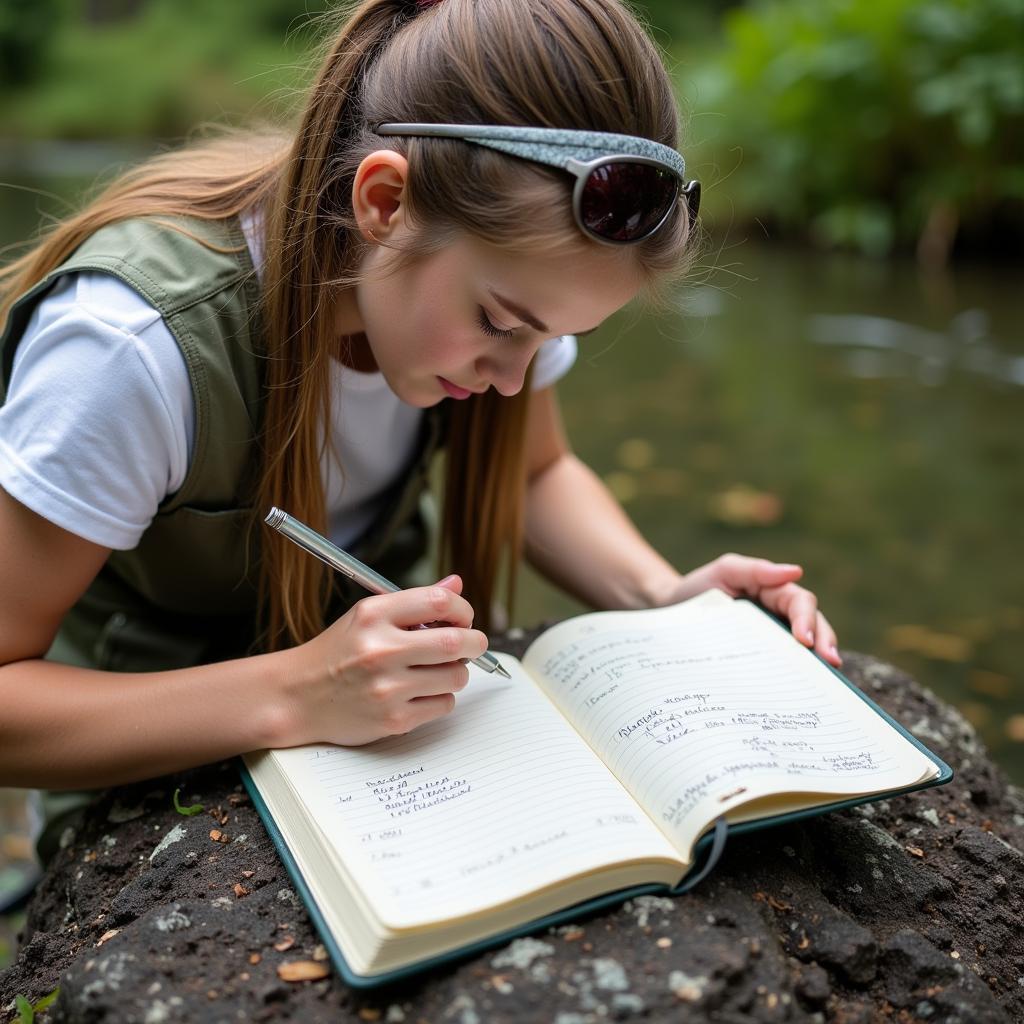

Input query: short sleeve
[0,272,194,549]
[531,334,577,390]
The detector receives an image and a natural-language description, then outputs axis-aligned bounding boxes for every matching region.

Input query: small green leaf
[33,988,59,1014]
[15,994,33,1024]
[173,788,204,817]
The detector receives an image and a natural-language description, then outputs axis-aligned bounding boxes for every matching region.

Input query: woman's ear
[352,151,410,243]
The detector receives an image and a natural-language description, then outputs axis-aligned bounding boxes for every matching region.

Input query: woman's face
[348,228,644,408]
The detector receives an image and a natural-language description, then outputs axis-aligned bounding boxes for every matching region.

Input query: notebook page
[264,657,683,930]
[523,598,938,859]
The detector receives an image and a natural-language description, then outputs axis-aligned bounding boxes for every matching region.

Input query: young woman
[0,0,839,857]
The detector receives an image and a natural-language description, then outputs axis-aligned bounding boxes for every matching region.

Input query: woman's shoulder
[68,215,254,313]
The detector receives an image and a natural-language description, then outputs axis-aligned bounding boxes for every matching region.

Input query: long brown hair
[0,0,692,646]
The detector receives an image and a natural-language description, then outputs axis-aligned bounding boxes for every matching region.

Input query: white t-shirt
[0,232,576,550]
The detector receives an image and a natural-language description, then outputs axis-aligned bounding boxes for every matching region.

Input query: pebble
[491,937,555,972]
[612,993,644,1013]
[152,906,191,933]
[668,970,708,1002]
[591,957,628,991]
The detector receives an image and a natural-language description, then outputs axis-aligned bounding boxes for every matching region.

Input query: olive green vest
[1,215,444,857]
[2,211,446,667]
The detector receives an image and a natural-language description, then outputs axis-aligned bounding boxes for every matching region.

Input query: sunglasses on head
[376,122,700,246]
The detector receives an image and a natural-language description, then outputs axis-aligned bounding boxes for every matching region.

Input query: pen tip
[495,663,512,679]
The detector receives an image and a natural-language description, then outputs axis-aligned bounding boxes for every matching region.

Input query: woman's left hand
[657,554,842,667]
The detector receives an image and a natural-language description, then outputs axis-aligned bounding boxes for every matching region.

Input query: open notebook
[241,589,951,986]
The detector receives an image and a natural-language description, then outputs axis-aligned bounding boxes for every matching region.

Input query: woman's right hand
[281,574,489,747]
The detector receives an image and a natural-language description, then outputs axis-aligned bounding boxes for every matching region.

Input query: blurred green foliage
[0,0,324,139]
[0,0,729,140]
[687,0,1024,256]
[2,0,1021,259]
[0,0,58,86]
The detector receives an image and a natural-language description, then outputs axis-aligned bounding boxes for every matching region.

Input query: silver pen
[264,507,511,679]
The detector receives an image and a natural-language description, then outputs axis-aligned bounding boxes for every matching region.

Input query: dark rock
[792,960,830,1008]
[786,900,877,986]
[2,648,1024,1023]
[882,929,1008,1023]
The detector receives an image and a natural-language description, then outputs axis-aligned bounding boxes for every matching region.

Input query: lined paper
[524,596,937,856]
[266,659,682,929]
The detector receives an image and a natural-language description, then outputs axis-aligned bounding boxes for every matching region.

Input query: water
[0,165,1021,792]
[520,243,1024,784]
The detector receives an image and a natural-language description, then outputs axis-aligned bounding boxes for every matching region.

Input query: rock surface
[2,645,1023,1023]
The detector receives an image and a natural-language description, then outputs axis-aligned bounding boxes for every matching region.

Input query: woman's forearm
[523,452,680,611]
[522,453,843,667]
[0,652,293,790]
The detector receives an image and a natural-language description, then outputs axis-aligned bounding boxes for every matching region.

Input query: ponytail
[256,0,426,649]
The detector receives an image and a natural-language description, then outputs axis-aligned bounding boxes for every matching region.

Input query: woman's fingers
[712,554,803,597]
[816,609,842,666]
[355,582,477,631]
[760,583,841,666]
[402,625,489,667]
[378,660,474,703]
[760,581,818,643]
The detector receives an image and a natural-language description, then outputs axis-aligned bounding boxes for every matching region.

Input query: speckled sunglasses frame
[377,122,700,246]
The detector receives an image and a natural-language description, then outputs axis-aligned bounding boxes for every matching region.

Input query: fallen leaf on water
[969,670,1012,699]
[1005,715,1024,742]
[616,438,655,470]
[707,485,783,527]
[884,625,971,663]
[277,960,330,982]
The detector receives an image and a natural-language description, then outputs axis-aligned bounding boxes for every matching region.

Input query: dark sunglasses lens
[579,162,679,242]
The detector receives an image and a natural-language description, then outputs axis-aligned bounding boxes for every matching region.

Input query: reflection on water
[809,310,1024,388]
[0,171,1021,786]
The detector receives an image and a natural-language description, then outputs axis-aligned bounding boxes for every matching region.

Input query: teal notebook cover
[238,615,953,989]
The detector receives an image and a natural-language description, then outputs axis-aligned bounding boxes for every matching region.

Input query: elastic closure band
[670,816,729,894]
